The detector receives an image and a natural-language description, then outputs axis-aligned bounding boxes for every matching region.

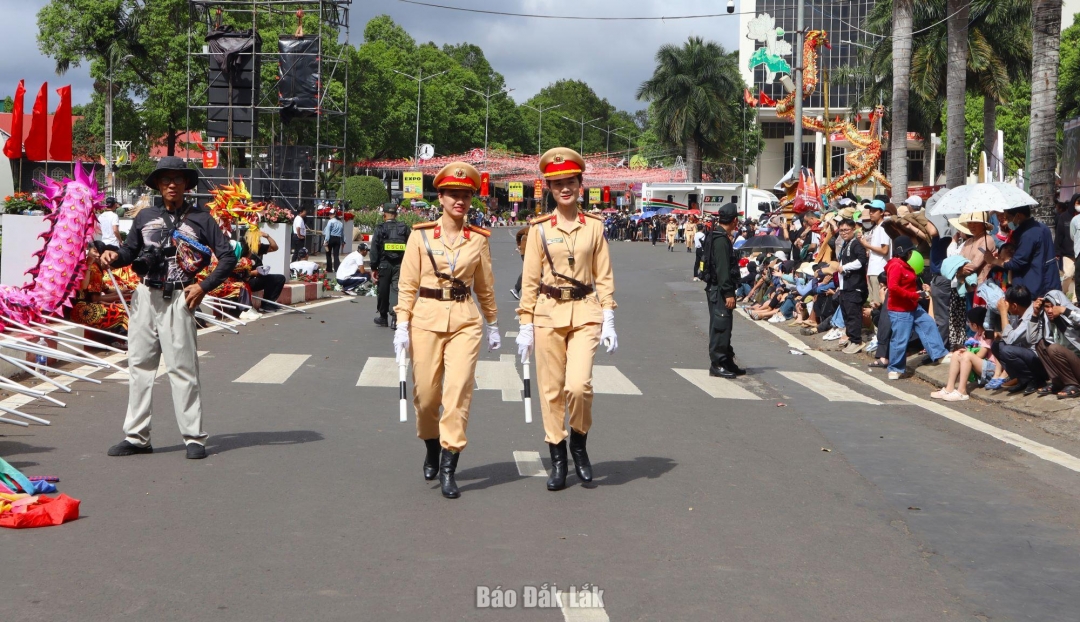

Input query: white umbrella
[927,182,1038,216]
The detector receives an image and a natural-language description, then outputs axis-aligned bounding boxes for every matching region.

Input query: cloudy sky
[5,0,746,113]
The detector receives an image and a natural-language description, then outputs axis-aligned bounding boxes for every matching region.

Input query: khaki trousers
[411,322,481,452]
[122,285,207,447]
[535,324,601,444]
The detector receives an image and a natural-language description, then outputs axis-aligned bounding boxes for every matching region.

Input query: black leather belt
[540,283,594,301]
[144,279,195,290]
[418,285,471,302]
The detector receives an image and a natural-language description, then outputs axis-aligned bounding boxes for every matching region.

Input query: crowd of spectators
[737,192,1080,397]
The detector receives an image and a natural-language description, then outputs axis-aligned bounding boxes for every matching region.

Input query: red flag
[3,80,25,159]
[24,82,48,161]
[758,91,776,107]
[49,85,72,161]
[743,88,758,107]
[480,172,490,197]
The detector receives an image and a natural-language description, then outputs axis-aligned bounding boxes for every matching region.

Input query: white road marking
[356,357,407,387]
[0,352,129,410]
[557,590,610,622]
[513,450,547,477]
[592,365,642,395]
[505,330,518,338]
[104,351,209,380]
[778,371,882,405]
[234,353,311,384]
[741,309,1080,474]
[673,368,761,400]
[475,359,523,402]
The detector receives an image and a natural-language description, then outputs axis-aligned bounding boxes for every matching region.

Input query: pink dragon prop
[0,162,104,326]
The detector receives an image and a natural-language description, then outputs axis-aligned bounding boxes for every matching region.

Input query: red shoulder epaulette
[467,224,491,238]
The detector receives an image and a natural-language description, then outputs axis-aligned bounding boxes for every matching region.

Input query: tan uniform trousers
[411,321,482,452]
[535,323,601,444]
[122,285,208,447]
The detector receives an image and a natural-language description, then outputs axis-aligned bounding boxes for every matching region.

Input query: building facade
[738,0,929,198]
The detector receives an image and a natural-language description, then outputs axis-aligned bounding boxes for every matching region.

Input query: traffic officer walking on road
[703,203,746,379]
[516,147,618,492]
[393,162,500,499]
[100,156,236,460]
[666,217,678,251]
[370,204,411,328]
[685,216,697,253]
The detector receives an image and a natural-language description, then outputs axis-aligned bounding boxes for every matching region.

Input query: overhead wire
[395,0,798,20]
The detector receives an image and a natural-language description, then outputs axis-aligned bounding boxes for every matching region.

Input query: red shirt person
[883,236,948,378]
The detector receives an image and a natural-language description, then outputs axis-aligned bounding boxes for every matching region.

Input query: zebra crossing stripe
[778,371,883,404]
[673,368,761,400]
[356,357,406,387]
[234,354,311,384]
[513,450,547,477]
[593,365,641,395]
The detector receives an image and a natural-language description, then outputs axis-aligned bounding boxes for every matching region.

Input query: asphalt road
[4,231,1080,621]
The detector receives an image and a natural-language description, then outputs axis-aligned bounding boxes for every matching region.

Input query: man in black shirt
[835,218,869,353]
[705,203,745,378]
[369,204,411,328]
[100,157,236,460]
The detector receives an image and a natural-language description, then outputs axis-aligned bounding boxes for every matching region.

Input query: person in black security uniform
[370,204,411,328]
[835,218,869,353]
[703,203,745,378]
[99,156,236,460]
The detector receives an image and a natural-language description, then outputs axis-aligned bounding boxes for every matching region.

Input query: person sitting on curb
[1028,289,1080,398]
[992,284,1050,395]
[931,307,999,401]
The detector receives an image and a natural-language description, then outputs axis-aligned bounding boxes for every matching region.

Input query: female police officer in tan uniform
[516,147,618,491]
[393,162,500,499]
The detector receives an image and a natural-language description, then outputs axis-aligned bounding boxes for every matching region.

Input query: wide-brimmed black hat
[145,156,200,190]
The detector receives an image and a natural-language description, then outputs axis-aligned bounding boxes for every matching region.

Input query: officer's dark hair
[837,218,856,229]
[1004,284,1032,309]
[545,174,583,187]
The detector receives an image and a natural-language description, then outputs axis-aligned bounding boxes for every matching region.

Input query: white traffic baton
[397,352,408,423]
[523,360,533,424]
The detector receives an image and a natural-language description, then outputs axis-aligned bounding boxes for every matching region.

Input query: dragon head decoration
[0,161,104,327]
[206,179,265,251]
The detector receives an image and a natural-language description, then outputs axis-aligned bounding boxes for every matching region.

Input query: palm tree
[1030,0,1064,221]
[945,0,970,188]
[848,0,1031,187]
[891,0,914,198]
[637,37,741,183]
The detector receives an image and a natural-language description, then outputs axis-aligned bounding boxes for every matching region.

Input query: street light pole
[106,50,133,196]
[793,0,805,177]
[463,85,514,168]
[522,102,563,158]
[587,122,626,157]
[392,68,449,161]
[613,130,637,167]
[561,115,603,155]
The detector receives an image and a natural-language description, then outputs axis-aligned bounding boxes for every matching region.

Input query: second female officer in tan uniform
[666,217,678,251]
[516,147,618,491]
[685,216,697,253]
[394,162,500,499]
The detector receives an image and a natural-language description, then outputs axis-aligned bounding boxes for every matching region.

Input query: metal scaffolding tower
[186,0,351,210]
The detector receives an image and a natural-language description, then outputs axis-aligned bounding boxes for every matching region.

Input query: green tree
[1058,13,1080,122]
[519,79,619,156]
[342,175,389,209]
[636,38,743,183]
[38,0,198,156]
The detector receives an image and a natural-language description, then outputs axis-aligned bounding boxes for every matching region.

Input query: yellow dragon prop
[775,30,890,206]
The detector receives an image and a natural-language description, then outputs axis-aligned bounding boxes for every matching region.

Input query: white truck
[640,182,779,221]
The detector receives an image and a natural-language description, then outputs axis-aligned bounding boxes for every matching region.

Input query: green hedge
[342,176,389,210]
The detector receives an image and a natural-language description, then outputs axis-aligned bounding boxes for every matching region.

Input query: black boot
[423,438,441,481]
[547,441,568,491]
[374,315,389,327]
[568,430,593,482]
[439,449,460,499]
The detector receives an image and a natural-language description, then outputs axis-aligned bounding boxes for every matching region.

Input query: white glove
[601,309,618,354]
[516,323,534,364]
[486,322,501,351]
[393,321,411,362]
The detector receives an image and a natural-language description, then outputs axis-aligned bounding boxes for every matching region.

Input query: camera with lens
[131,245,176,277]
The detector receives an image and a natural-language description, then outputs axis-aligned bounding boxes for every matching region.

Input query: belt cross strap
[419,229,469,289]
[537,223,590,290]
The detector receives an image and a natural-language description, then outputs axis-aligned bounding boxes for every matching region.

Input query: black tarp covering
[206,27,262,85]
[278,36,321,123]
